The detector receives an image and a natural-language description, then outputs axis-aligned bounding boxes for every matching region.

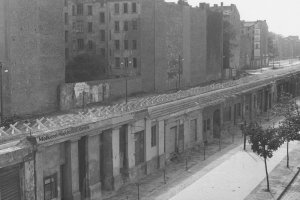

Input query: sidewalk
[103,116,283,200]
[245,145,300,200]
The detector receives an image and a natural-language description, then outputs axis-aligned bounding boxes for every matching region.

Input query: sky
[166,0,300,38]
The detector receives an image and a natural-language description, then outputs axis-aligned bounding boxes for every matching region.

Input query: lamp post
[0,62,8,123]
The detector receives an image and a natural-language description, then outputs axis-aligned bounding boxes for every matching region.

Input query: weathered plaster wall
[206,9,223,81]
[60,76,142,111]
[0,0,65,117]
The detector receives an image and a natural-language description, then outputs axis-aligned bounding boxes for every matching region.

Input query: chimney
[199,3,205,9]
[214,4,218,7]
[221,2,223,7]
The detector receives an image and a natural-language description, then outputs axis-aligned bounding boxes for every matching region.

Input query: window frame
[44,173,57,200]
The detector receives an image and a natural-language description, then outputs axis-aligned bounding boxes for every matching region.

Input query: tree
[65,53,107,83]
[177,0,189,6]
[271,91,300,167]
[246,122,283,191]
[277,114,300,168]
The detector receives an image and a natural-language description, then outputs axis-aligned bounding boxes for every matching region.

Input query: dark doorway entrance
[0,164,21,200]
[213,109,221,138]
[78,136,87,198]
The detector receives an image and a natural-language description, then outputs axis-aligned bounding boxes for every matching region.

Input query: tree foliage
[177,0,189,6]
[246,122,283,191]
[271,92,298,118]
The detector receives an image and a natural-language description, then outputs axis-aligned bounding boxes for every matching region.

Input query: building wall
[59,76,142,110]
[240,34,252,69]
[206,8,223,81]
[0,0,65,117]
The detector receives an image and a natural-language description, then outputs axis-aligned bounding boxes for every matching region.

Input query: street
[168,141,300,200]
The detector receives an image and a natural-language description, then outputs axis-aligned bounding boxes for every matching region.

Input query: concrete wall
[60,76,142,110]
[0,0,65,117]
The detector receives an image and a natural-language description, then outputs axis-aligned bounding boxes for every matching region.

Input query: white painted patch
[74,82,90,98]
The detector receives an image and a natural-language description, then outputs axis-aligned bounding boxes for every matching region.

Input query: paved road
[281,172,300,200]
[168,142,300,200]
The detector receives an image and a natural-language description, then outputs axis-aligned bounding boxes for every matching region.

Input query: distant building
[241,20,269,69]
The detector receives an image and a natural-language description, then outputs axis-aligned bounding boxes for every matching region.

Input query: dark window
[65,30,68,42]
[237,103,241,116]
[77,39,84,50]
[123,21,128,31]
[65,48,69,60]
[88,40,93,50]
[115,40,120,50]
[133,57,137,68]
[115,21,120,32]
[100,12,105,23]
[72,5,76,16]
[123,3,128,13]
[206,119,210,131]
[88,22,93,33]
[124,40,128,50]
[44,174,57,200]
[77,3,83,15]
[132,2,137,13]
[115,57,120,68]
[132,40,137,50]
[124,57,129,68]
[64,13,68,25]
[132,20,138,30]
[101,48,105,57]
[151,125,157,147]
[64,0,67,6]
[114,3,119,14]
[100,29,105,41]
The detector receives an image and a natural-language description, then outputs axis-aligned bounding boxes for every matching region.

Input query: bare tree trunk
[264,156,270,191]
[287,141,289,168]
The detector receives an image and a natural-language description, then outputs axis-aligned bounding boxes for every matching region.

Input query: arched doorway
[213,109,221,138]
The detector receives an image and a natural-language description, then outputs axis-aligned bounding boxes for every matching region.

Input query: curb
[277,166,300,200]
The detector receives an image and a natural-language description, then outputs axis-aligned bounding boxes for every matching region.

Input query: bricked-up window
[72,5,76,16]
[151,125,157,147]
[87,5,93,16]
[65,30,68,42]
[124,40,128,50]
[123,21,128,31]
[64,13,68,25]
[115,40,120,50]
[44,174,57,200]
[115,21,120,32]
[77,3,83,15]
[190,119,197,141]
[133,57,137,68]
[77,39,84,50]
[203,120,207,132]
[123,3,128,14]
[237,103,241,117]
[100,12,105,23]
[114,3,119,14]
[77,21,84,33]
[132,20,138,30]
[88,40,93,50]
[124,57,129,68]
[206,118,210,131]
[132,40,137,50]
[101,48,105,57]
[88,22,93,33]
[115,57,120,68]
[65,48,69,60]
[132,2,137,13]
[100,30,105,41]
